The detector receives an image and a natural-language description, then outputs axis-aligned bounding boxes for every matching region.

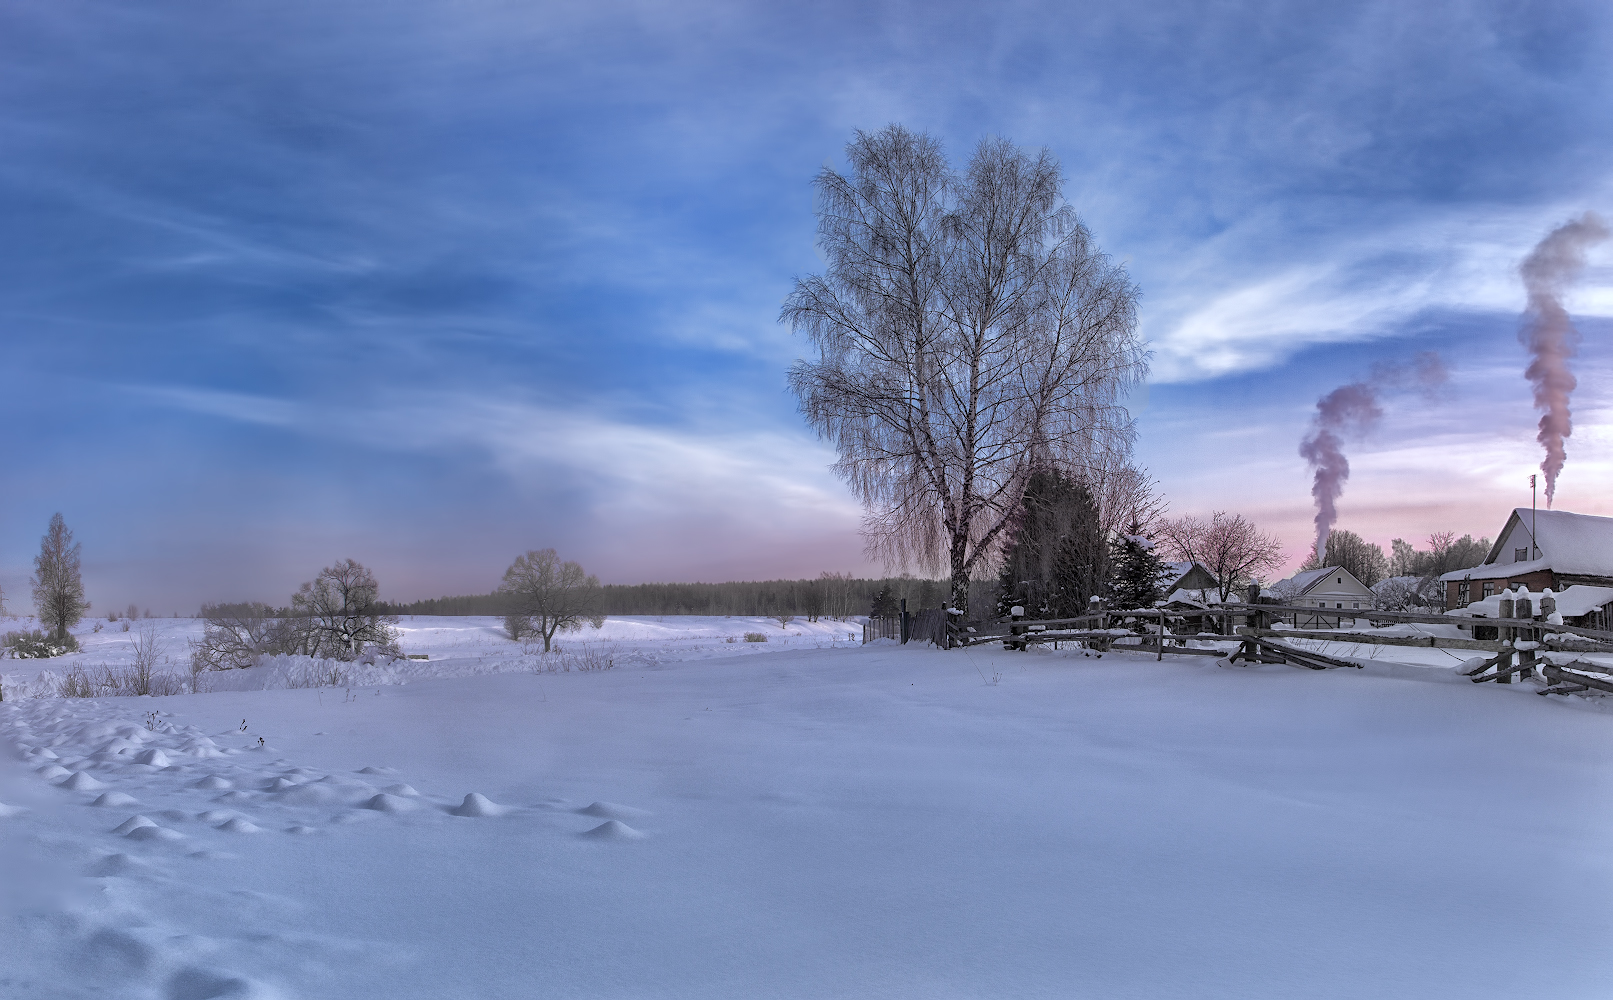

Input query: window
[1458,581,1470,604]
[1337,577,1342,584]
[1515,547,1528,561]
[1352,603,1359,609]
[1483,582,1495,598]
[1336,603,1343,609]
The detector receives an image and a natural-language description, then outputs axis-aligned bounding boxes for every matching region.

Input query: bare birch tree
[31,513,89,642]
[784,126,1146,613]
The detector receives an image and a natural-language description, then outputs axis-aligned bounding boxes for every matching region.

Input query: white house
[1272,566,1375,625]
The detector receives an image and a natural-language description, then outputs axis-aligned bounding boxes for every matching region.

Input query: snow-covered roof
[1447,585,1613,620]
[1271,566,1366,599]
[1439,508,1613,581]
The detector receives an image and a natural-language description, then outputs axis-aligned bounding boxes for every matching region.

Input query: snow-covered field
[4,617,1613,998]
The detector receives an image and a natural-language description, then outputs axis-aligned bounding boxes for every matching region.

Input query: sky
[2,0,1611,611]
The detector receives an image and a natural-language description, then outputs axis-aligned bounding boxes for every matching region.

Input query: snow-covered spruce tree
[31,512,89,645]
[290,559,399,660]
[1108,521,1167,614]
[497,549,604,653]
[994,469,1105,619]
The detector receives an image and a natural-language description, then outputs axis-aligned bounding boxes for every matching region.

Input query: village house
[1271,566,1375,626]
[1160,561,1219,604]
[1440,508,1613,608]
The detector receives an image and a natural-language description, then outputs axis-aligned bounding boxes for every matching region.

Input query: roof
[1440,508,1613,581]
[1271,566,1365,598]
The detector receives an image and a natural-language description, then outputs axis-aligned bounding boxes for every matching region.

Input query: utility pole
[1531,474,1538,558]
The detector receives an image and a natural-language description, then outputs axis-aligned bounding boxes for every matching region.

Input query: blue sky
[3,0,1611,610]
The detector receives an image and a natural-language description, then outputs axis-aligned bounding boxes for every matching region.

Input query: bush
[743,632,768,643]
[3,629,79,658]
[504,613,530,641]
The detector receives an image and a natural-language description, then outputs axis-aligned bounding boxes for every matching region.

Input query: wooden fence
[956,600,1613,693]
[863,607,951,646]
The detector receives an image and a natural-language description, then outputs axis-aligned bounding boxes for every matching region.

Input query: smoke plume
[1519,212,1609,506]
[1299,351,1448,562]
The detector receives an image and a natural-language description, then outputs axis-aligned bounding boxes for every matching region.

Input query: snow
[5,619,1613,997]
[1451,584,1613,620]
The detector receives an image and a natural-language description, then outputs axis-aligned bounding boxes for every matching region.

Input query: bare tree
[1089,461,1168,538]
[190,602,300,671]
[1158,512,1284,603]
[784,126,1146,614]
[31,513,89,643]
[498,549,604,653]
[1299,528,1388,586]
[291,560,399,659]
[819,571,855,620]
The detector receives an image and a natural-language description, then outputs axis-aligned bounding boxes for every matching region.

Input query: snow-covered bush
[3,629,78,658]
[744,632,768,642]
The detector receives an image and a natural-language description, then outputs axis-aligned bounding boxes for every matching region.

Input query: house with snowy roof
[1439,508,1613,609]
[1160,561,1218,603]
[1271,566,1374,626]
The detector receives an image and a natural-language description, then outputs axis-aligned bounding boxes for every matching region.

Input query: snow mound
[36,764,72,780]
[126,824,185,842]
[264,777,301,791]
[196,810,241,823]
[363,793,416,813]
[0,801,26,818]
[580,819,645,840]
[215,817,261,834]
[212,790,255,803]
[112,815,158,835]
[191,775,233,790]
[133,748,172,766]
[284,825,317,835]
[576,801,651,820]
[92,791,141,808]
[451,793,508,817]
[356,766,396,775]
[84,852,150,877]
[384,783,420,797]
[58,771,107,791]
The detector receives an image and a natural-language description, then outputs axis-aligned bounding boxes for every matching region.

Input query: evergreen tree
[994,470,1106,619]
[869,585,899,618]
[1108,520,1168,613]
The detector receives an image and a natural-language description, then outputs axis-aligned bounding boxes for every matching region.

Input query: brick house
[1441,508,1613,608]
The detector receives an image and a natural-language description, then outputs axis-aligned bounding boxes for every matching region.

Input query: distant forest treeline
[377,576,964,619]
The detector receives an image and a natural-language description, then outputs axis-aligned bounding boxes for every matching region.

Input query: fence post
[1497,589,1516,684]
[900,598,909,645]
[1515,589,1535,680]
